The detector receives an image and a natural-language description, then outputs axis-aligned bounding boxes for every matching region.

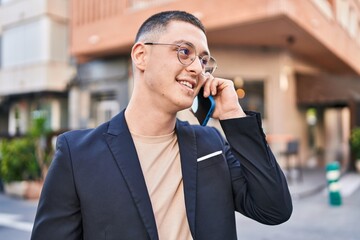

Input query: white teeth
[179,81,193,89]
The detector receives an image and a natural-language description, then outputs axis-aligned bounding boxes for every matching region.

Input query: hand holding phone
[191,87,216,126]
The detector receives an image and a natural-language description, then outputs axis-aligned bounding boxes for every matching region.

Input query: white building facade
[0,0,74,136]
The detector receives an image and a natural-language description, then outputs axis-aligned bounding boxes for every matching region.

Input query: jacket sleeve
[220,111,292,225]
[31,134,83,240]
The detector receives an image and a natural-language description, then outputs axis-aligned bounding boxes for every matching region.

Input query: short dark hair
[135,10,206,42]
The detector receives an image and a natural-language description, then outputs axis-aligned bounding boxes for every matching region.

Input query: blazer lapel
[104,110,159,240]
[176,120,197,237]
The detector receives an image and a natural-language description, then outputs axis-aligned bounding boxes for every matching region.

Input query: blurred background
[0,0,360,239]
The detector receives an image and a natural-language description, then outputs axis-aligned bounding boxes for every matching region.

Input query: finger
[202,73,214,97]
[210,79,218,96]
[210,78,224,96]
[199,72,209,86]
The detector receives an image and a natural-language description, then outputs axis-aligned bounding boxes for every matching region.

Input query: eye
[204,67,214,74]
[200,56,210,66]
[178,46,191,59]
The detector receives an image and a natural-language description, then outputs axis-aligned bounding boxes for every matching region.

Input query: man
[31,10,292,240]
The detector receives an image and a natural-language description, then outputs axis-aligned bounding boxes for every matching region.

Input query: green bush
[0,137,41,182]
[350,127,360,160]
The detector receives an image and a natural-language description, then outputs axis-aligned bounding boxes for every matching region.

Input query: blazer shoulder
[60,121,110,147]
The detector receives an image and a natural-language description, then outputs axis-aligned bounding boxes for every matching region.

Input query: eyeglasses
[144,42,217,74]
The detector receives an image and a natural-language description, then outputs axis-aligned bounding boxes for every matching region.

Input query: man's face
[143,21,210,112]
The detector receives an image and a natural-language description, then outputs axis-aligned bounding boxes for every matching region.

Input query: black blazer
[31,110,292,240]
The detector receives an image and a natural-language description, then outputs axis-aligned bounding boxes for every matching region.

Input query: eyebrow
[173,39,210,56]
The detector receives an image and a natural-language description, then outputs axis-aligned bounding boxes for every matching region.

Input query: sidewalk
[236,167,360,240]
[286,167,360,199]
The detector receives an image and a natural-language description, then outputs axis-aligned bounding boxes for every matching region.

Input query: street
[0,170,359,240]
[0,194,37,240]
[236,184,360,240]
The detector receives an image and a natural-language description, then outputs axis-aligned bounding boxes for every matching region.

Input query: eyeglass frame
[143,42,217,74]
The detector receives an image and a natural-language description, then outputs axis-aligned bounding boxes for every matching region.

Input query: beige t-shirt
[131,131,192,240]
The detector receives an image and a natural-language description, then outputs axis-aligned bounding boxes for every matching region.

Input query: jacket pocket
[197,153,224,169]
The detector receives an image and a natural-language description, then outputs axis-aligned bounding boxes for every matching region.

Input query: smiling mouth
[178,80,194,89]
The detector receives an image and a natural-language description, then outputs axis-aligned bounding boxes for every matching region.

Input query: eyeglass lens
[177,43,216,74]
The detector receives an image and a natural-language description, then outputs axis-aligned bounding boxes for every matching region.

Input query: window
[336,0,350,28]
[234,78,265,117]
[348,7,358,37]
[1,17,68,68]
[96,100,119,125]
[312,0,334,20]
[90,93,120,127]
[2,19,47,67]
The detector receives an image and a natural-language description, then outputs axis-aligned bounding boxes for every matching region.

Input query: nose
[186,56,203,75]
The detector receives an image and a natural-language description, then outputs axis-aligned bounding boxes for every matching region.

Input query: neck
[125,97,177,136]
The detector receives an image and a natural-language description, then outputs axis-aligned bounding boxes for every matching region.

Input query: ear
[131,42,147,71]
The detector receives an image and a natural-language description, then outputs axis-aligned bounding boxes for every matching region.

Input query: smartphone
[191,87,216,126]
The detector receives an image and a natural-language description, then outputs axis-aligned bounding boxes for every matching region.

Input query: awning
[296,73,360,107]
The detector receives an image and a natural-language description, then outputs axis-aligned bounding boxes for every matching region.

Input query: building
[0,0,74,136]
[69,0,360,170]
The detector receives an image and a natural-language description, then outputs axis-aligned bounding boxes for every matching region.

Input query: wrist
[219,108,247,120]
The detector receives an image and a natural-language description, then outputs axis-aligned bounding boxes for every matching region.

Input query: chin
[175,100,193,112]
[172,92,195,111]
